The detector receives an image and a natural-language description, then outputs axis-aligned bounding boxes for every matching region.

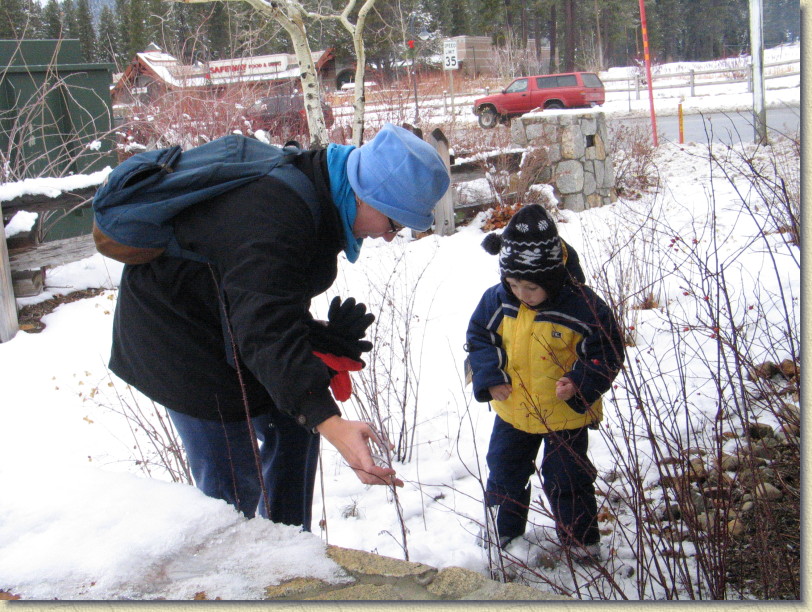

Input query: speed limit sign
[443,40,458,71]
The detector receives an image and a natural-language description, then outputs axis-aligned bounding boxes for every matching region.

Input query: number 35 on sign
[443,41,458,70]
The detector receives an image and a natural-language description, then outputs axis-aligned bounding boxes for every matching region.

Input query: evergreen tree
[0,0,26,38]
[23,0,45,38]
[61,0,79,40]
[114,0,131,64]
[127,0,148,57]
[145,0,166,50]
[42,0,64,39]
[97,5,118,64]
[205,1,231,60]
[764,0,800,45]
[75,0,97,61]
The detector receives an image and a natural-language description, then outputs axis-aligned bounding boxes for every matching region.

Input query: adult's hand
[316,415,404,487]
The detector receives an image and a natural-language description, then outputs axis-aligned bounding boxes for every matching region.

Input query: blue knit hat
[346,124,450,232]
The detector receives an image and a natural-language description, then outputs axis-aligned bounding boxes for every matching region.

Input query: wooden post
[427,128,455,237]
[0,204,20,343]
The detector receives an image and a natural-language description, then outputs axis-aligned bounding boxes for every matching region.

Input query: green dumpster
[0,39,117,240]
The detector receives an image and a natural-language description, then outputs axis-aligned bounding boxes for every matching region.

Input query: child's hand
[555,377,577,401]
[489,384,512,401]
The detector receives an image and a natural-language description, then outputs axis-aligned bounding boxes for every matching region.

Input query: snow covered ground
[0,45,801,601]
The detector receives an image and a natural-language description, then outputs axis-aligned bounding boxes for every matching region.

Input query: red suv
[473,72,605,128]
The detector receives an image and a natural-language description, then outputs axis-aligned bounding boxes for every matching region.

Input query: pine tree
[23,0,45,38]
[127,0,148,57]
[61,0,79,40]
[75,0,97,61]
[42,0,63,39]
[97,5,117,63]
[205,2,232,60]
[145,0,166,50]
[115,0,131,64]
[0,0,26,38]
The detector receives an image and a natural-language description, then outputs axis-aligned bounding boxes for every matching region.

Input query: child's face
[506,277,548,307]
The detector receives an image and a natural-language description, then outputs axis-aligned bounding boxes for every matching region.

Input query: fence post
[690,70,695,97]
[427,128,455,237]
[1,205,20,343]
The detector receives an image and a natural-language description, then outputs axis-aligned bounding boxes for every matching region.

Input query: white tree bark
[240,0,329,148]
[173,0,377,147]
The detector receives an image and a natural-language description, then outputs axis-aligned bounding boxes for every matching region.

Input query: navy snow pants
[485,414,599,546]
[168,406,320,528]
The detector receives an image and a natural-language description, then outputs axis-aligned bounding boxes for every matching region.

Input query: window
[557,75,578,87]
[581,73,604,88]
[536,76,558,89]
[505,79,529,94]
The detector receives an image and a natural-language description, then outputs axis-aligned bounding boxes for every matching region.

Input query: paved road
[613,106,800,145]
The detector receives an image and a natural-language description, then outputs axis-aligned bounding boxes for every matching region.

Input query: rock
[748,422,775,440]
[695,512,713,532]
[659,503,682,521]
[754,482,782,501]
[719,453,740,471]
[688,458,708,483]
[426,567,485,599]
[555,160,585,193]
[616,564,635,579]
[701,486,732,501]
[326,546,436,579]
[563,192,586,211]
[727,517,746,537]
[659,474,681,488]
[749,443,777,460]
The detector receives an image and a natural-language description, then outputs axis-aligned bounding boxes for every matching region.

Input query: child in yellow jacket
[466,204,624,561]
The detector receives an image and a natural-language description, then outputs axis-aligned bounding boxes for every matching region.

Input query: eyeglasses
[387,217,405,234]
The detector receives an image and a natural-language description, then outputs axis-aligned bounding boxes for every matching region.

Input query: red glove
[313,351,364,402]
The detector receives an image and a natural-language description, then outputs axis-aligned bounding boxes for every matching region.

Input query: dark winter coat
[110,150,344,428]
[466,277,624,435]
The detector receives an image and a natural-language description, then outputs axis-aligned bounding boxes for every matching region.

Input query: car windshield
[505,79,528,94]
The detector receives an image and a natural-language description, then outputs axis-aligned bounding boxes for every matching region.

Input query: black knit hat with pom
[481,204,567,299]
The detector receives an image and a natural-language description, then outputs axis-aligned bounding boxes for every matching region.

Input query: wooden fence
[369,57,801,112]
[599,58,800,99]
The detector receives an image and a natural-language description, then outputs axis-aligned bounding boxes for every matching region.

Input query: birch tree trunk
[174,0,378,148]
[241,0,329,147]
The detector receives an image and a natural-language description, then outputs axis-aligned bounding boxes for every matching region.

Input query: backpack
[92,134,319,265]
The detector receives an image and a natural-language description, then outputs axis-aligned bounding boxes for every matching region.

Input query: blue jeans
[485,415,599,546]
[167,407,320,528]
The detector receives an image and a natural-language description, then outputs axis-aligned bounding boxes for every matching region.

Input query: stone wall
[263,545,571,601]
[510,109,617,212]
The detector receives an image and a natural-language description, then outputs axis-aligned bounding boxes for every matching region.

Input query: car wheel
[545,101,564,110]
[478,108,499,129]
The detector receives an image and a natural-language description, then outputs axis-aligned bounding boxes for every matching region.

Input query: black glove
[306,297,375,361]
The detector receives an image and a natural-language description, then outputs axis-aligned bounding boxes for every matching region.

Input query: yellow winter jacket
[492,303,601,433]
[467,282,624,435]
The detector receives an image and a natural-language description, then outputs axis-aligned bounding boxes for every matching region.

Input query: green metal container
[0,39,118,240]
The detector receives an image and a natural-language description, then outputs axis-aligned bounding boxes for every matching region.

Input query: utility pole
[749,0,768,144]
